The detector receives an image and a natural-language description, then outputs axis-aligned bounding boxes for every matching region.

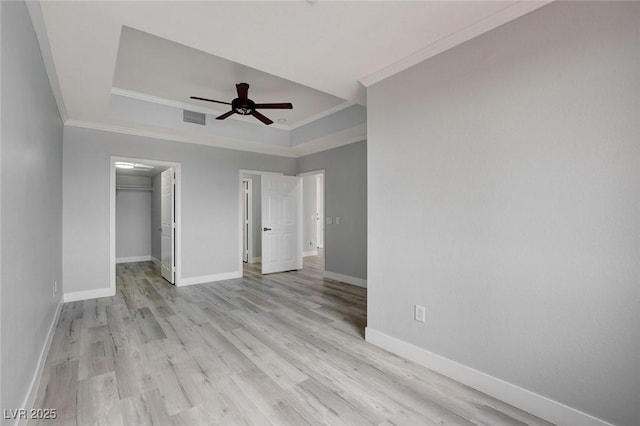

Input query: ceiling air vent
[183,110,206,126]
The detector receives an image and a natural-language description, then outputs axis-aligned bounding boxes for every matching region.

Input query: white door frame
[110,157,182,292]
[160,168,176,284]
[242,178,253,263]
[238,170,284,273]
[297,169,326,255]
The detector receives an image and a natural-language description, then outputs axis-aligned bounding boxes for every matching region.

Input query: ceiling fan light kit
[191,82,293,126]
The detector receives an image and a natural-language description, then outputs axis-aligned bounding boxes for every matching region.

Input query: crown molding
[26,1,68,122]
[359,1,552,87]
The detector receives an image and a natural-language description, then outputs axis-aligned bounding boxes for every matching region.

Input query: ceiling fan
[191,82,293,125]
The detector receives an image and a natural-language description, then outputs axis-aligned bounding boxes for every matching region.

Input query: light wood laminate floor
[31,254,553,425]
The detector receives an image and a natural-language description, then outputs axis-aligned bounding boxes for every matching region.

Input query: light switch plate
[326,217,332,224]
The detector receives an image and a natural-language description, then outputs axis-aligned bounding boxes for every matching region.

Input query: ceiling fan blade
[254,103,293,110]
[251,110,273,125]
[190,96,231,105]
[236,83,249,99]
[216,110,236,120]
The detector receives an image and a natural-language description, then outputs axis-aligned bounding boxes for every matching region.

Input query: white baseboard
[116,255,151,264]
[178,271,242,287]
[63,287,115,303]
[365,327,613,426]
[16,297,63,426]
[303,250,318,257]
[250,256,261,264]
[323,270,367,288]
[151,256,161,266]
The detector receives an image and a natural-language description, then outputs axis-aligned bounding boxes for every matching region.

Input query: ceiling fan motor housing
[232,97,255,115]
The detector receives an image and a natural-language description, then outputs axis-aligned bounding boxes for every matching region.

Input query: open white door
[161,168,175,283]
[262,174,302,274]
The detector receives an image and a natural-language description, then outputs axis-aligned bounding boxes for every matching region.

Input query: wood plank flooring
[31,255,553,425]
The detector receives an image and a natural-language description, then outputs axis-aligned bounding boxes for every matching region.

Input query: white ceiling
[35,0,550,156]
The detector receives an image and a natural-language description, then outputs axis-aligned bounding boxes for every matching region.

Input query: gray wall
[151,173,161,262]
[367,3,640,425]
[1,0,63,418]
[297,141,367,280]
[115,175,151,260]
[63,126,296,293]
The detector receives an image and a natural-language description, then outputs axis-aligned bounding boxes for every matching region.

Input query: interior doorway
[111,157,181,291]
[239,170,304,276]
[297,170,325,258]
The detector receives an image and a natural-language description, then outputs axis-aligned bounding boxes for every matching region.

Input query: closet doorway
[110,157,181,290]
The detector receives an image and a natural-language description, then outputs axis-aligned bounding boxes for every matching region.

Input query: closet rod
[115,185,153,191]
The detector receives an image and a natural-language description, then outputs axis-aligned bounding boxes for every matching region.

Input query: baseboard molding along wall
[151,256,161,266]
[63,287,115,303]
[178,271,242,287]
[250,257,261,264]
[116,255,152,264]
[303,250,318,257]
[16,298,63,426]
[364,327,613,426]
[323,270,367,288]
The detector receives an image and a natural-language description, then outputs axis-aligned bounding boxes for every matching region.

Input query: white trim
[110,160,116,298]
[323,271,367,288]
[240,170,285,176]
[63,287,115,303]
[364,327,613,426]
[287,101,356,130]
[296,169,326,177]
[116,255,152,264]
[242,178,253,264]
[178,271,242,287]
[359,1,552,87]
[151,256,161,266]
[303,250,318,257]
[250,256,261,264]
[25,2,68,122]
[15,298,63,426]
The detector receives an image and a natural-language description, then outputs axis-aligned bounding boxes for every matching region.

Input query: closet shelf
[116,185,153,191]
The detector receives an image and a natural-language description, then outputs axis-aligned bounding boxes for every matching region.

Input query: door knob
[263,227,272,231]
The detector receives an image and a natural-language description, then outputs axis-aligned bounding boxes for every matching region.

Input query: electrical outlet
[335,217,340,225]
[326,217,332,225]
[414,304,426,323]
